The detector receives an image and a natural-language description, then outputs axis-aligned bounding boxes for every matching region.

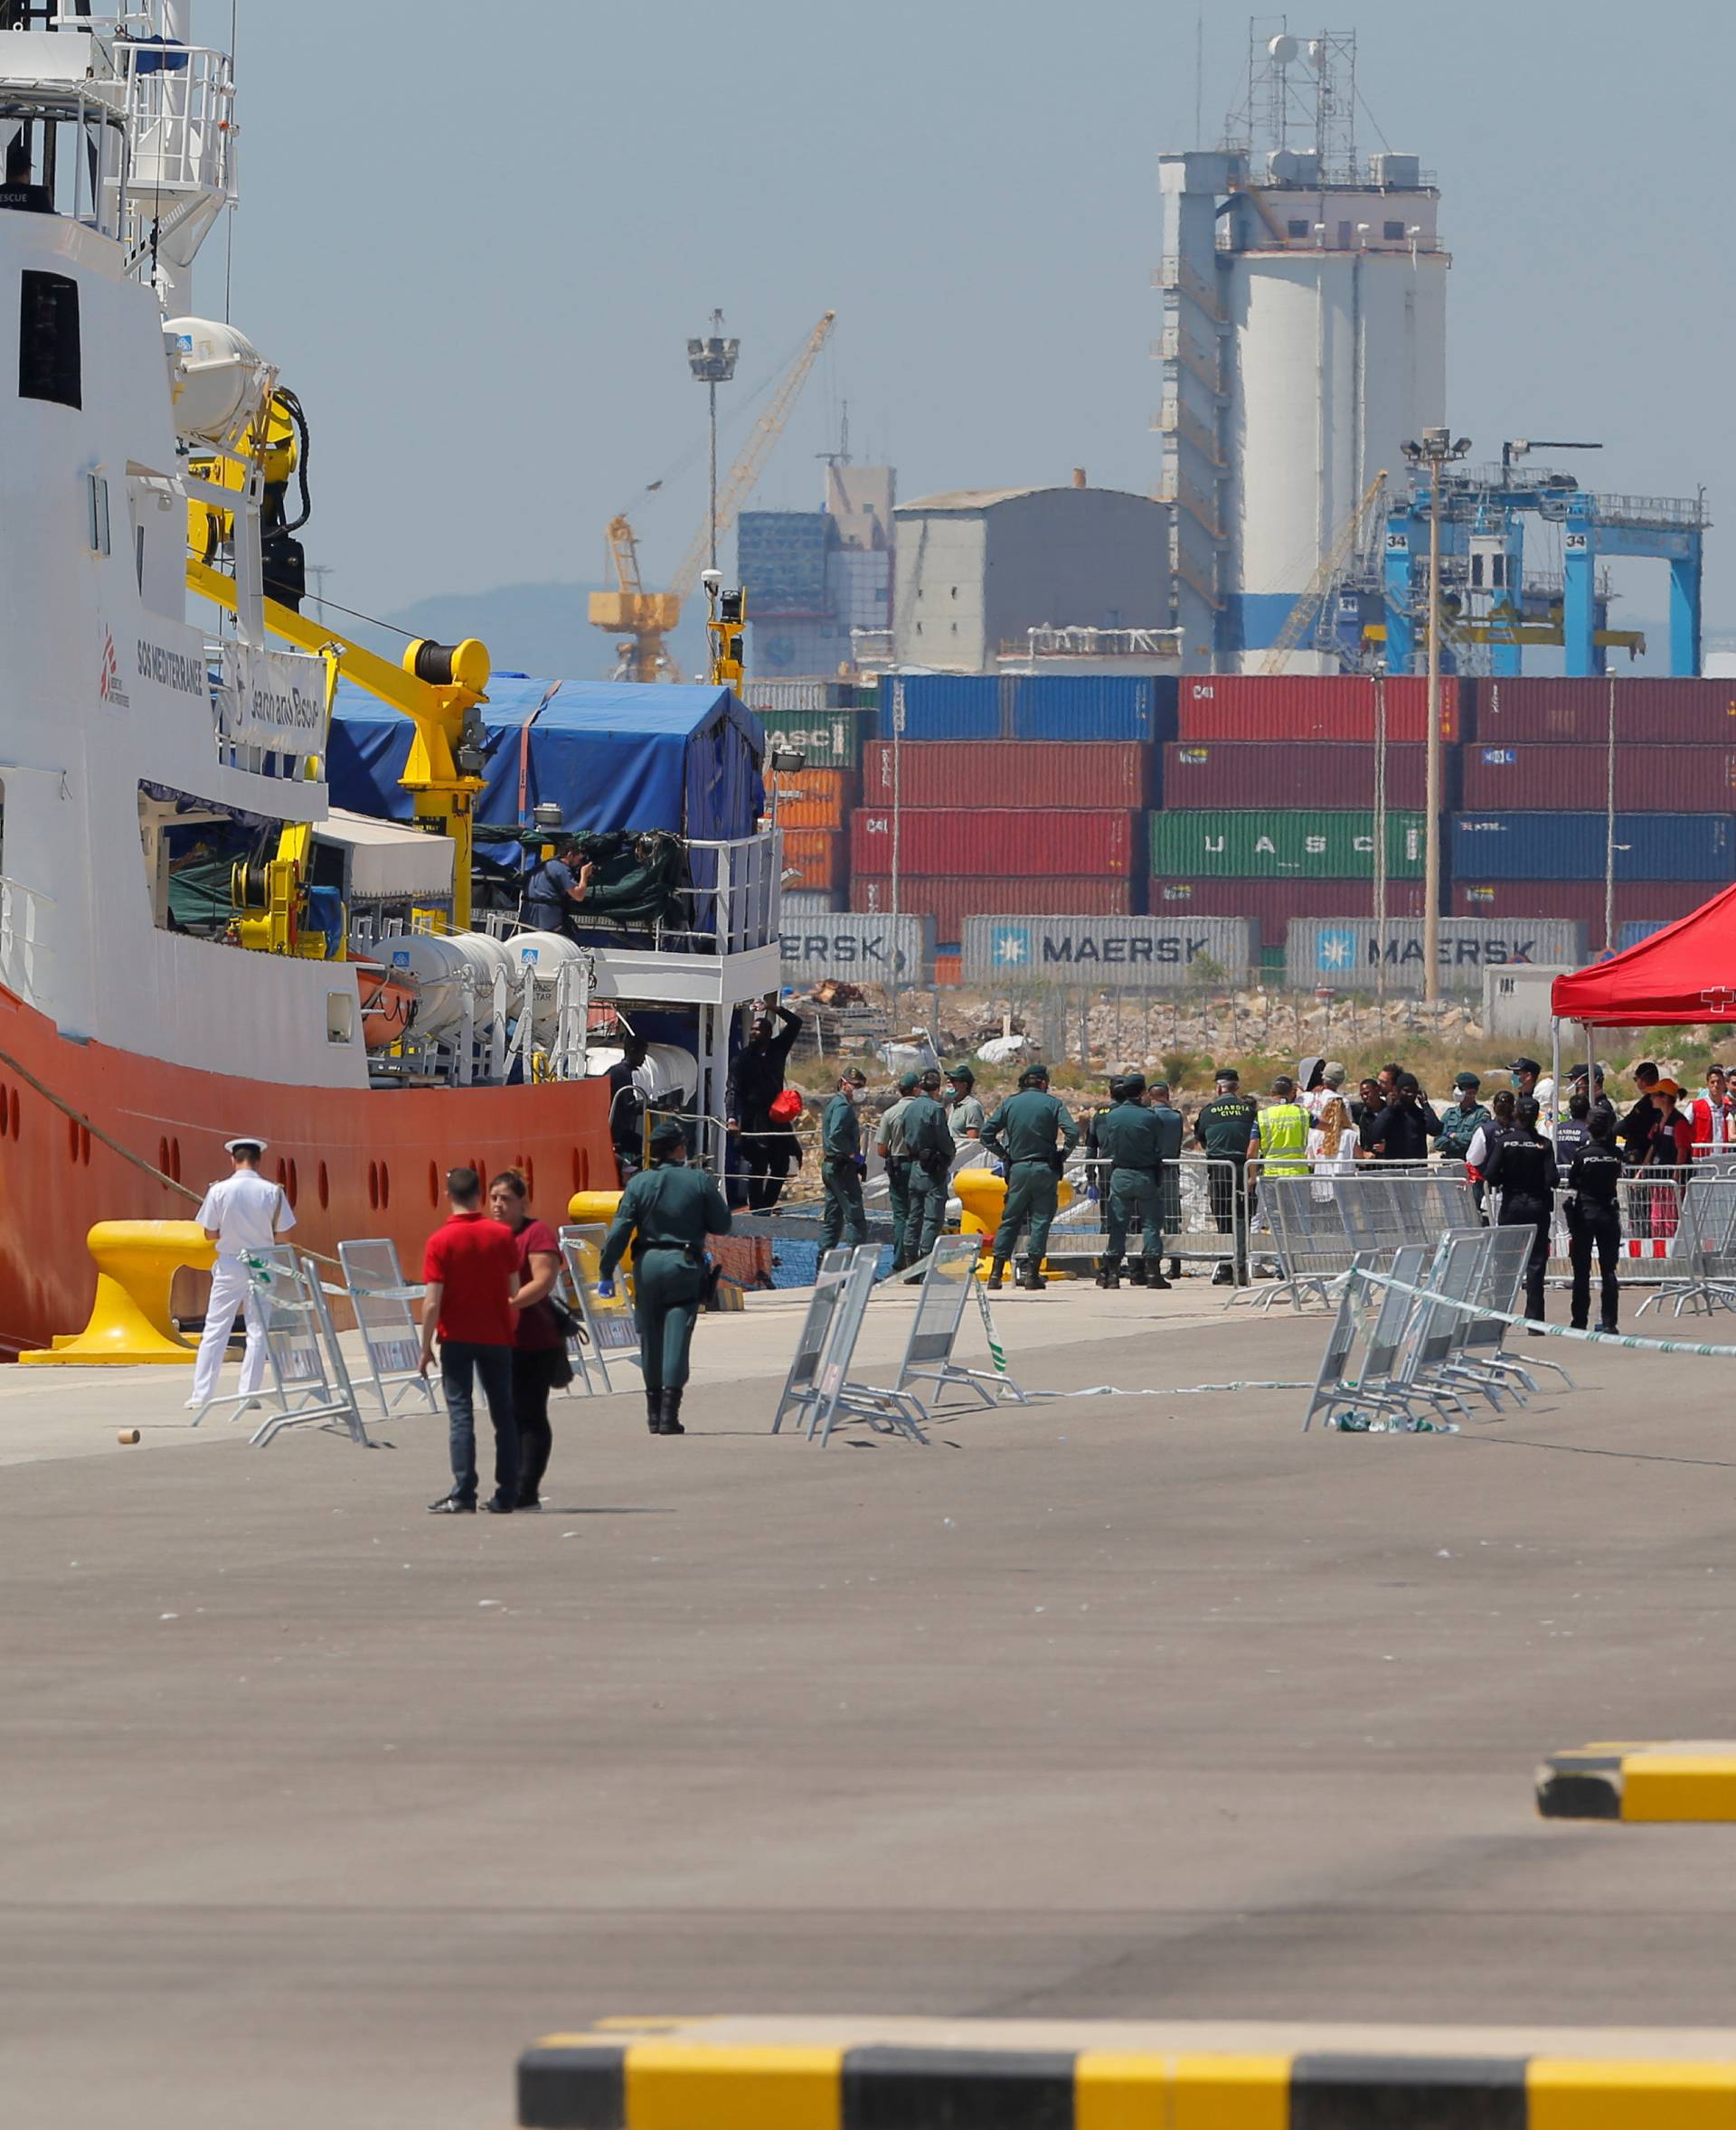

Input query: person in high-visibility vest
[1252,1074,1310,1179]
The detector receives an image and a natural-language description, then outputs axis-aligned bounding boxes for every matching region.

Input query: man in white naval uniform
[188,1137,297,1409]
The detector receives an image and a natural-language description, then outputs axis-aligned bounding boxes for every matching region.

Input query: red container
[1177,674,1461,744]
[1461,743,1736,813]
[1473,677,1736,748]
[1161,741,1435,811]
[1450,878,1711,926]
[853,873,1138,943]
[1149,876,1426,949]
[862,741,1150,809]
[850,807,1140,878]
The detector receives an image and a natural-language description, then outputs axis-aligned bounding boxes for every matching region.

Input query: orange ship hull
[0,984,617,1358]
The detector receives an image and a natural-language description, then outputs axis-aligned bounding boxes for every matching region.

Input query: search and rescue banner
[962,916,1255,990]
[219,644,328,755]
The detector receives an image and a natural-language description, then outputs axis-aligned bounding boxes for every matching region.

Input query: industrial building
[738,461,896,682]
[1156,30,1448,672]
[890,481,1173,676]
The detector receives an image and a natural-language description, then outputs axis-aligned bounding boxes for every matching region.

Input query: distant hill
[368,580,708,685]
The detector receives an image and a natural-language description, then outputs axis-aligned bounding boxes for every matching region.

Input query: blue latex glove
[1085,1184,1100,1204]
[596,1279,615,1300]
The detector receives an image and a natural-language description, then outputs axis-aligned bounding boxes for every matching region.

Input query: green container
[752,704,874,773]
[1148,808,1427,880]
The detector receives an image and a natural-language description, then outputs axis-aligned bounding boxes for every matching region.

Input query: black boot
[986,1258,1006,1292]
[1126,1259,1147,1286]
[1017,1256,1046,1292]
[658,1386,685,1437]
[1144,1260,1172,1290]
[1095,1260,1120,1290]
[645,1388,662,1436]
[1168,1258,1183,1281]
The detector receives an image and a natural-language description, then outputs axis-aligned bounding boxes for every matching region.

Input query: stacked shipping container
[847,676,1169,940]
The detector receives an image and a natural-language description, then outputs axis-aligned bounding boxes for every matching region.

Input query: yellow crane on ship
[590,310,836,682]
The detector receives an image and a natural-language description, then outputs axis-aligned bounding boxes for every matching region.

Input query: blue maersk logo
[991,926,1032,969]
[1316,928,1357,972]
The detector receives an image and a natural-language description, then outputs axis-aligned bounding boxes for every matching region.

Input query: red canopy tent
[1552,884,1736,1028]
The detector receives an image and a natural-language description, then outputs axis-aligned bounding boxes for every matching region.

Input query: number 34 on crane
[589,311,836,684]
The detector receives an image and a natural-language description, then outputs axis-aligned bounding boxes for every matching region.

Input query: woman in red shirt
[489,1170,572,1509]
[1637,1079,1694,1239]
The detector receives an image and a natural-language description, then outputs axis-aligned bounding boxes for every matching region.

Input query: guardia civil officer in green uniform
[945,1063,986,1142]
[1093,1072,1175,1292]
[1146,1078,1187,1285]
[598,1119,731,1437]
[875,1070,920,1269]
[980,1060,1080,1290]
[819,1067,869,1252]
[902,1067,956,1267]
[1194,1065,1260,1285]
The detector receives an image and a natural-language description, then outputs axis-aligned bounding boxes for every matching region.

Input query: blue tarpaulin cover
[326,676,766,862]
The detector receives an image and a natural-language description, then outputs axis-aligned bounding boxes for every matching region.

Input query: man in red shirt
[420,1166,522,1513]
[1689,1064,1734,1156]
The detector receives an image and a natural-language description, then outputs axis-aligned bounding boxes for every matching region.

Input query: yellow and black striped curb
[1539,1741,1736,1822]
[517,2037,1736,2127]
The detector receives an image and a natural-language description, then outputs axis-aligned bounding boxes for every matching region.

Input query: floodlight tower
[688,308,741,575]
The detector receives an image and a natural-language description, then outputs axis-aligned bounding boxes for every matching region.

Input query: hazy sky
[209,1,1736,631]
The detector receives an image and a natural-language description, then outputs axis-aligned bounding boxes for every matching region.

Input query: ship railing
[115,33,236,210]
[0,873,53,1006]
[672,833,779,957]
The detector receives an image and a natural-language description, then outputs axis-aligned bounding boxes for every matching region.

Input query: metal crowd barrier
[336,1238,442,1420]
[190,1245,374,1448]
[769,1245,928,1447]
[1045,1154,1250,1282]
[1304,1225,1571,1435]
[1256,1165,1474,1311]
[1633,1174,1736,1316]
[557,1224,643,1393]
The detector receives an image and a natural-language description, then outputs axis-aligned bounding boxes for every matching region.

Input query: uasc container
[1177,674,1460,744]
[751,705,874,772]
[851,806,1140,877]
[1150,808,1428,880]
[863,740,1150,809]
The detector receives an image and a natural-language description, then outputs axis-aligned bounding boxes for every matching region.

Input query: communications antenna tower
[1223,20,1359,181]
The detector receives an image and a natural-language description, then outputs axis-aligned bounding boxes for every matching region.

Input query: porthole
[367,1159,380,1211]
[287,1159,299,1207]
[379,1162,390,1210]
[428,1160,439,1208]
[316,1160,330,1211]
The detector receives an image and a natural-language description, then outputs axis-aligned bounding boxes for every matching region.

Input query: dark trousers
[1207,1157,1249,1271]
[820,1155,867,1251]
[1568,1206,1622,1329]
[634,1247,705,1390]
[885,1159,912,1267]
[741,1126,797,1211]
[513,1348,555,1503]
[1500,1199,1553,1321]
[442,1341,517,1504]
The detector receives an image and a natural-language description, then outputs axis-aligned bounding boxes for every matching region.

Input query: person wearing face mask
[1433,1073,1488,1164]
[980,1061,1081,1291]
[1465,1087,1517,1220]
[818,1067,869,1251]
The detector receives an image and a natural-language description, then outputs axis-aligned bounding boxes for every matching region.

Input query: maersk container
[862,740,1150,809]
[1148,876,1427,949]
[1449,812,1736,881]
[1451,879,1709,927]
[853,873,1138,943]
[1010,674,1175,743]
[779,909,935,985]
[1473,677,1736,748]
[851,806,1140,878]
[1460,743,1736,813]
[1286,917,1590,995]
[961,914,1252,990]
[751,704,874,772]
[1149,808,1428,880]
[883,674,1008,740]
[1176,674,1461,745]
[1161,741,1436,812]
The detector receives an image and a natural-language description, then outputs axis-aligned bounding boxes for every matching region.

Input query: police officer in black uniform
[1484,1095,1560,1323]
[1564,1110,1624,1334]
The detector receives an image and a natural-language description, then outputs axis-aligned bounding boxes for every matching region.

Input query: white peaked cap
[223,1136,269,1154]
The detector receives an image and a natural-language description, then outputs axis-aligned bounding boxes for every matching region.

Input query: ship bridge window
[86,473,110,555]
[19,270,80,410]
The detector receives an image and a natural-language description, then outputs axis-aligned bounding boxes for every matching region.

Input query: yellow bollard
[21,1221,216,1365]
[567,1189,624,1228]
[952,1167,1075,1278]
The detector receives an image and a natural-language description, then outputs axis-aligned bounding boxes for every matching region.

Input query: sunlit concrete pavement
[3,1278,1734,2129]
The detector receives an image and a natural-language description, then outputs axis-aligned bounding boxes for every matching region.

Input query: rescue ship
[0,7,780,1353]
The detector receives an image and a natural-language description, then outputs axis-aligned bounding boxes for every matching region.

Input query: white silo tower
[1156,28,1448,672]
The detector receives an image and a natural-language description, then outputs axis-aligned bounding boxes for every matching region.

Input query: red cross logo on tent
[1701,987,1736,1013]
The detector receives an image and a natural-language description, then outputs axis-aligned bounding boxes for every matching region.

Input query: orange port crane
[590,310,836,682]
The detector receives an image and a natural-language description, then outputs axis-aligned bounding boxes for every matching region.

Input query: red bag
[768,1088,803,1125]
